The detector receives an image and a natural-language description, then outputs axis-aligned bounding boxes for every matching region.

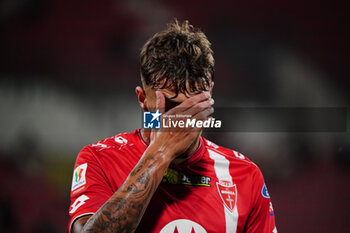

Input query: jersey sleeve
[245,164,277,233]
[68,147,114,233]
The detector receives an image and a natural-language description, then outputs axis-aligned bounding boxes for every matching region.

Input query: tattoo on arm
[82,155,168,233]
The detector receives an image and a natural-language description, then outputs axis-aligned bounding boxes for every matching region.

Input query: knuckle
[186,99,195,106]
[196,112,206,120]
[195,102,205,109]
[195,100,210,109]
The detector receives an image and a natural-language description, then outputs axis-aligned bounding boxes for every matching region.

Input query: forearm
[83,146,172,233]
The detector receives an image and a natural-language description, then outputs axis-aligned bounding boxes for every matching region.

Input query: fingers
[192,106,214,120]
[164,91,214,122]
[184,98,214,117]
[155,91,165,114]
[158,91,214,131]
[176,92,211,110]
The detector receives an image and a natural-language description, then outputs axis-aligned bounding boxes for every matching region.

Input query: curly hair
[140,20,214,98]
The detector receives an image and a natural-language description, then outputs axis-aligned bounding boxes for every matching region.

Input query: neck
[140,129,201,163]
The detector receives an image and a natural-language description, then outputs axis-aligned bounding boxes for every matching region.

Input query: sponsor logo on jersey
[143,111,161,129]
[261,183,270,198]
[162,168,211,187]
[70,195,89,214]
[216,181,237,212]
[71,163,87,191]
[160,219,207,233]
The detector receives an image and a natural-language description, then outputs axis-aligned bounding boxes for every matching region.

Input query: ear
[135,86,148,111]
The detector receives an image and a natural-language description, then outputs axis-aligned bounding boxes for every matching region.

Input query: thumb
[155,91,165,114]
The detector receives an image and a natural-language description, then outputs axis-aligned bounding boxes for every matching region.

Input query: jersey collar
[136,128,205,165]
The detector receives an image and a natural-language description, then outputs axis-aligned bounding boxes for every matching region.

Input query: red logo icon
[173,226,196,233]
[216,181,237,212]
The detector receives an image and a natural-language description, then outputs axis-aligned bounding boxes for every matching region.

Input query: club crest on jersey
[71,163,87,191]
[216,181,237,212]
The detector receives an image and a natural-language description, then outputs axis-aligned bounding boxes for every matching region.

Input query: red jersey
[68,129,277,233]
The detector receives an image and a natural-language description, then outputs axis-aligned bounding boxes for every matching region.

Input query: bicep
[72,215,92,233]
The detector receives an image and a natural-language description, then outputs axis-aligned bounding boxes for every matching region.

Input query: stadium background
[0,0,349,232]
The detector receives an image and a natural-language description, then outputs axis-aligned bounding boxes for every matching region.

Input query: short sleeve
[245,165,277,233]
[68,147,114,232]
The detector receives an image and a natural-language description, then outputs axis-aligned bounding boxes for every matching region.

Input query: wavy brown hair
[140,20,214,98]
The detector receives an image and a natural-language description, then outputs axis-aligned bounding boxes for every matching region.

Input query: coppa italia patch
[162,168,211,187]
[71,163,87,191]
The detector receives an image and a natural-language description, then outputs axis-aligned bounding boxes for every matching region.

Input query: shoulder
[203,137,260,171]
[84,130,139,152]
[203,137,253,163]
[202,137,266,186]
[76,130,141,162]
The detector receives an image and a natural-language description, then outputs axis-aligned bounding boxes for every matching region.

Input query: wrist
[145,142,175,165]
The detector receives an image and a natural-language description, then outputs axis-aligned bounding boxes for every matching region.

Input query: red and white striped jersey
[68,129,277,233]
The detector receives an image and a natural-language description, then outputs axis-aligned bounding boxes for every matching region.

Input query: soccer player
[69,20,277,233]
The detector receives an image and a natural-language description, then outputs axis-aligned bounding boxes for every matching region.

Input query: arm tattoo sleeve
[83,154,169,233]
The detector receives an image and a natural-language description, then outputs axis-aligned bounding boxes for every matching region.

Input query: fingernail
[210,98,214,104]
[205,92,210,98]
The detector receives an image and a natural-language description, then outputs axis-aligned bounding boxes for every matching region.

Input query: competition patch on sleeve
[71,163,87,191]
[261,183,270,198]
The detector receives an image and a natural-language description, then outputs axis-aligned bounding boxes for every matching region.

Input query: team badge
[216,181,237,212]
[71,163,87,191]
